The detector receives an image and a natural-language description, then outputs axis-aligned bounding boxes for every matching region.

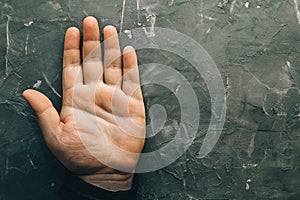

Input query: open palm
[23,16,145,191]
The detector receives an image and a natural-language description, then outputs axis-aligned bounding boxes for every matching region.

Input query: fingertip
[83,16,100,41]
[103,25,117,36]
[22,89,43,102]
[22,89,54,115]
[22,89,29,97]
[22,90,61,143]
[64,27,80,50]
[66,27,80,34]
[123,46,137,64]
[103,25,120,50]
[83,16,98,26]
[83,16,99,32]
[65,27,80,41]
[22,89,34,99]
[123,46,135,54]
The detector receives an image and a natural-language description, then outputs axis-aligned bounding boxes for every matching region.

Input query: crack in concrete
[294,0,300,24]
[120,0,126,33]
[5,15,11,77]
[42,72,61,98]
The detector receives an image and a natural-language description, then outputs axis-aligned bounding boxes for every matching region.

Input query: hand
[23,16,146,191]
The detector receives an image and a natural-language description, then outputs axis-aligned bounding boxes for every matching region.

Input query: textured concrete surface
[0,0,300,199]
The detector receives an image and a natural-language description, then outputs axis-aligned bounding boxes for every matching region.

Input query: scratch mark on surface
[25,32,29,56]
[262,94,270,116]
[120,0,126,33]
[26,154,36,169]
[143,5,157,37]
[230,0,237,13]
[200,0,204,24]
[4,158,28,175]
[42,73,61,98]
[225,76,231,96]
[203,15,216,21]
[186,193,199,199]
[246,183,250,190]
[163,169,184,181]
[247,133,256,157]
[23,21,34,56]
[9,167,27,174]
[287,60,300,88]
[67,0,71,18]
[242,163,258,169]
[5,15,11,77]
[273,89,288,116]
[244,1,250,8]
[24,21,33,27]
[136,0,141,25]
[3,3,13,10]
[124,30,132,38]
[242,66,271,90]
[48,1,62,10]
[168,0,174,6]
[294,0,300,24]
[33,80,42,88]
[245,179,251,190]
[48,17,70,22]
[262,24,287,51]
[5,158,9,175]
[83,10,88,16]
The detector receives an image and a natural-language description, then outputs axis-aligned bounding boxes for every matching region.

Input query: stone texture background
[0,0,300,199]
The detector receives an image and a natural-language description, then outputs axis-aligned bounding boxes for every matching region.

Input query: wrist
[61,170,138,199]
[79,172,135,192]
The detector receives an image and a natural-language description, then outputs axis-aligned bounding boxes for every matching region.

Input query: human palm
[23,16,145,191]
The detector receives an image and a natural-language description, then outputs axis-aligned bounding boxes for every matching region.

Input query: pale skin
[22,16,146,191]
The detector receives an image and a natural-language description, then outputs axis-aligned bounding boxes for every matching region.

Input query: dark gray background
[0,0,300,199]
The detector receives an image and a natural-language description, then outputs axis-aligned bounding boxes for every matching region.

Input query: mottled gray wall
[1,0,300,199]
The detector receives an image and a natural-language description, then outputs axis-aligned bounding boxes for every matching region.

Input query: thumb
[23,89,61,145]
